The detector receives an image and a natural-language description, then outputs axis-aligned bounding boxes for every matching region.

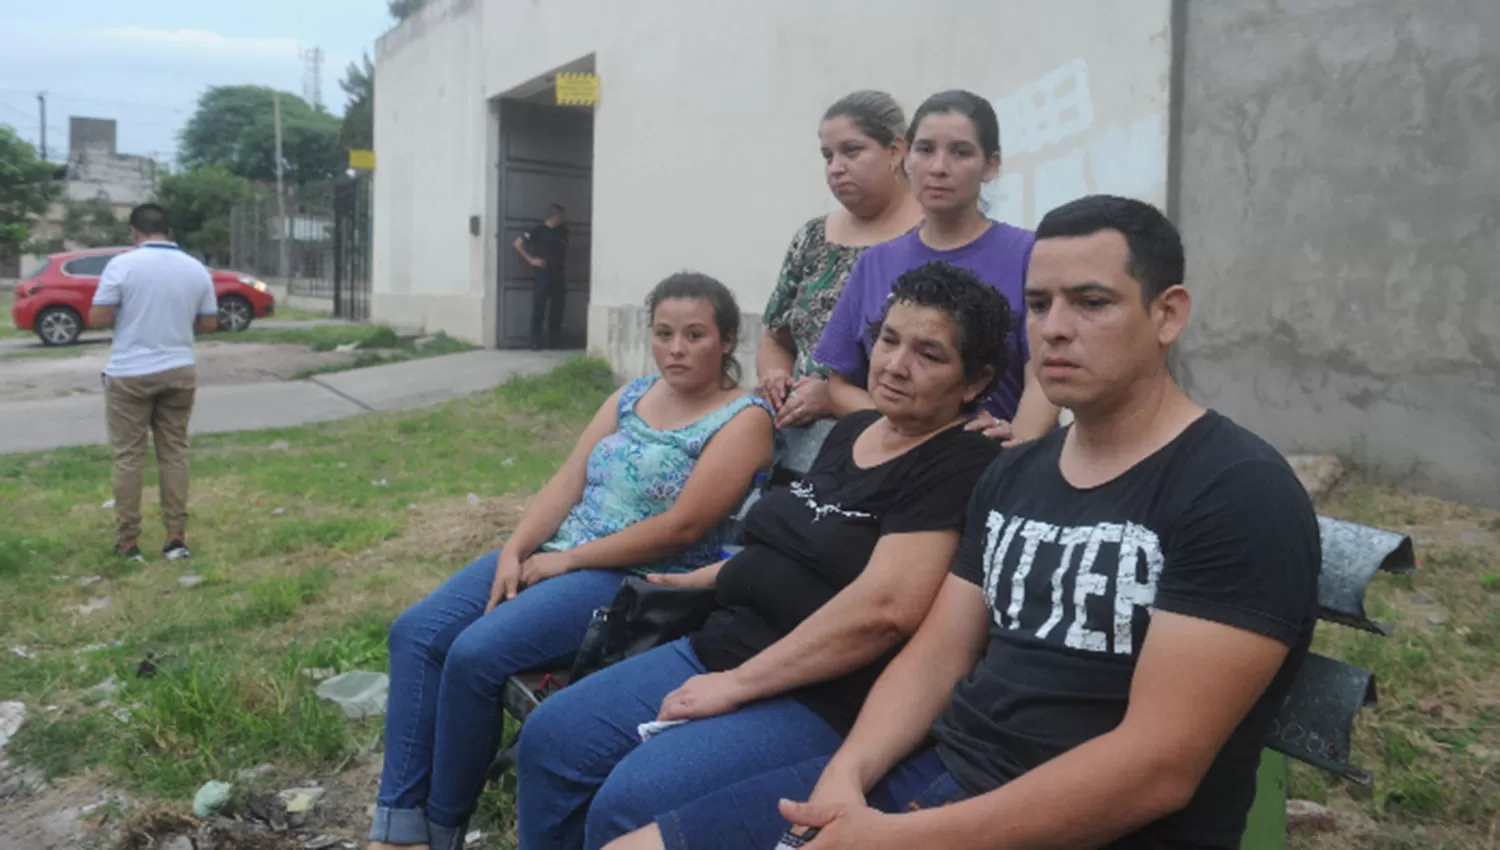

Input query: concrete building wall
[372,0,493,343]
[373,0,1174,381]
[1175,0,1500,507]
[64,153,155,207]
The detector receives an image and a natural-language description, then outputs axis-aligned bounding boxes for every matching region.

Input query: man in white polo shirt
[88,203,220,562]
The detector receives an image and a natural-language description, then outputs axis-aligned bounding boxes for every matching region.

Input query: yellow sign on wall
[556,72,599,107]
[349,149,376,171]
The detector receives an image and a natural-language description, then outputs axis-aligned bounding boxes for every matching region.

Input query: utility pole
[37,92,47,160]
[273,91,290,281]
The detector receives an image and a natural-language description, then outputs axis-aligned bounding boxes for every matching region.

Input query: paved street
[0,349,577,455]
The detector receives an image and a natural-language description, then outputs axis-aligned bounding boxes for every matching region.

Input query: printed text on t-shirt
[979,511,1164,656]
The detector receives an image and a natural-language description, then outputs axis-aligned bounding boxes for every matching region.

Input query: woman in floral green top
[757,91,924,430]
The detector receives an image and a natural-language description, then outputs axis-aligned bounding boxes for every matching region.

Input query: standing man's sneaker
[114,543,145,562]
[163,540,192,561]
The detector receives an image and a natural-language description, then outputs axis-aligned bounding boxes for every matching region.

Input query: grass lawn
[0,320,476,372]
[226,322,478,378]
[0,359,1495,848]
[0,356,616,844]
[274,305,334,321]
[0,289,22,338]
[1287,481,1500,849]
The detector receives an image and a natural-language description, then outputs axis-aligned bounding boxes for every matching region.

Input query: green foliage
[179,86,343,186]
[55,196,132,249]
[156,165,251,265]
[340,54,375,153]
[0,126,61,256]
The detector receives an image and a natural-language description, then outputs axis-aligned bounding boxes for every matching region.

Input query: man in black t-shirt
[513,203,569,349]
[607,196,1321,850]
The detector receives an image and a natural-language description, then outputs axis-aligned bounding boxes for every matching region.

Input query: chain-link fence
[229,182,338,298]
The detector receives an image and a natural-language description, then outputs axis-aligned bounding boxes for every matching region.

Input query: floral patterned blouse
[539,376,773,573]
[762,216,870,379]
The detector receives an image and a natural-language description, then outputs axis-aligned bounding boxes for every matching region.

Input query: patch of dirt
[0,758,384,850]
[0,343,357,402]
[0,774,133,850]
[389,494,532,562]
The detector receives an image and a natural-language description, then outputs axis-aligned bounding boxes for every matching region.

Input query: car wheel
[219,295,254,332]
[36,306,82,346]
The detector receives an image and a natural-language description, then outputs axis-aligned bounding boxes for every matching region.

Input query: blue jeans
[656,748,971,850]
[371,551,628,848]
[515,638,845,850]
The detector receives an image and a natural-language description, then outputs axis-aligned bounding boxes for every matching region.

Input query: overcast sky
[0,0,395,163]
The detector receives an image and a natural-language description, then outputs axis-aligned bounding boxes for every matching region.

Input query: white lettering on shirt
[1005,521,1059,629]
[789,481,873,523]
[1037,525,1093,640]
[979,516,1163,657]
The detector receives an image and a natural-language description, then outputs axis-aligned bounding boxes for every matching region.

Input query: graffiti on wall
[981,58,1168,227]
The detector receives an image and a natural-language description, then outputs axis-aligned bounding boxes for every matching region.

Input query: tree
[179,86,343,186]
[340,54,375,152]
[0,126,61,259]
[156,165,251,265]
[390,0,427,20]
[58,196,133,248]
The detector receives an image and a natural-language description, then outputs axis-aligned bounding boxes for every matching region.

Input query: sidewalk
[0,318,354,356]
[0,349,577,456]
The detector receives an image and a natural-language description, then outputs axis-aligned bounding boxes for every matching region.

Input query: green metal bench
[1239,517,1415,848]
[487,432,1415,850]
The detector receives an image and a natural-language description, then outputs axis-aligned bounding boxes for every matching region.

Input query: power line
[0,87,190,115]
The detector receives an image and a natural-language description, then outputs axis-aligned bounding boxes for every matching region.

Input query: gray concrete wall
[590,303,764,390]
[1174,0,1500,507]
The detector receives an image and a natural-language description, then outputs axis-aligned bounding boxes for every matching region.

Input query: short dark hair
[129,203,170,237]
[907,90,1001,158]
[548,203,565,217]
[1035,195,1184,303]
[865,261,1013,412]
[823,90,907,148]
[646,271,743,387]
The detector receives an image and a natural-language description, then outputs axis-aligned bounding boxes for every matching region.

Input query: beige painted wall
[373,0,1173,367]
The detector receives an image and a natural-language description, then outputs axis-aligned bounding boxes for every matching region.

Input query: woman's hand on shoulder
[964,411,1020,445]
[757,368,795,412]
[776,375,832,429]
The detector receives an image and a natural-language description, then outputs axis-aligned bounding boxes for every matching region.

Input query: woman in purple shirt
[809,90,1060,445]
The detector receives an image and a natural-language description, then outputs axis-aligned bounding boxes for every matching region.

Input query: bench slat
[1315,516,1415,635]
[1263,652,1376,784]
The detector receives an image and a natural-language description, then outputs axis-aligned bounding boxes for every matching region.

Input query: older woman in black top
[513,263,1015,850]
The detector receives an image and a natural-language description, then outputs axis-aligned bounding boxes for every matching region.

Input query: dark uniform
[522,221,569,347]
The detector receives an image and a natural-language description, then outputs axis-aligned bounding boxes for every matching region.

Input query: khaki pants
[104,365,197,541]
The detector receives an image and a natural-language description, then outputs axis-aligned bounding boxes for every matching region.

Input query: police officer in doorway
[513,204,569,349]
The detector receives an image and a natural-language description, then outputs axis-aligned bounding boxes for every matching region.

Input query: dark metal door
[497,99,593,349]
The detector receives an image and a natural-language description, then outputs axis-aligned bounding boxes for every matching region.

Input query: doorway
[496,96,594,350]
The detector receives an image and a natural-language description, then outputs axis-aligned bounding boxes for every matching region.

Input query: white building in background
[372,0,1173,377]
[62,116,156,207]
[16,117,157,277]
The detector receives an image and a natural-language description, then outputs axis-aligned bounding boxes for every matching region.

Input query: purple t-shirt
[811,223,1035,420]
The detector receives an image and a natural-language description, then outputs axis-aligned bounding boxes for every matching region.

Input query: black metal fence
[333,178,371,321]
[229,183,334,297]
[229,178,371,316]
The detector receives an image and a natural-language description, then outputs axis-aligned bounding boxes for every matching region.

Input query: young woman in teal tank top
[369,274,775,850]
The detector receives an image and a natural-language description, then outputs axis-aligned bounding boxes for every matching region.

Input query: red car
[10,247,276,346]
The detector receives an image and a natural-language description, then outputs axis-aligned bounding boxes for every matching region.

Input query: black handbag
[569,576,720,682]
